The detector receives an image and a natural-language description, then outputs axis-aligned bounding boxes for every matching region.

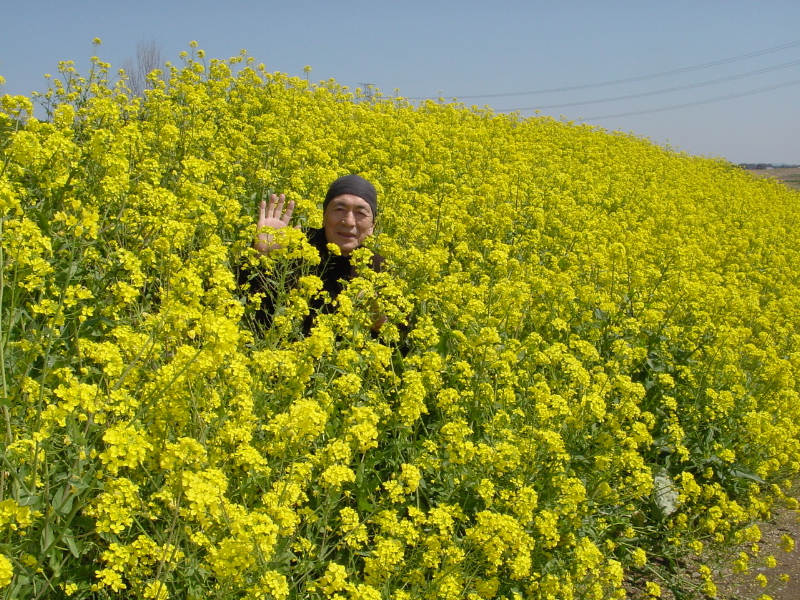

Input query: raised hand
[259,193,295,229]
[255,193,298,253]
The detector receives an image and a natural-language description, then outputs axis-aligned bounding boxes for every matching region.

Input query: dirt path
[713,501,800,600]
[625,492,800,600]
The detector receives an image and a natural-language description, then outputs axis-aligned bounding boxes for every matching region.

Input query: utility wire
[406,39,800,100]
[578,77,800,120]
[499,58,800,112]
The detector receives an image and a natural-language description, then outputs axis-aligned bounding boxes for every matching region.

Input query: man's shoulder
[306,227,326,247]
[371,252,385,272]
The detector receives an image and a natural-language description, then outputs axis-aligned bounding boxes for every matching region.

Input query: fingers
[261,193,295,225]
[255,193,295,253]
[266,193,284,219]
[281,200,295,225]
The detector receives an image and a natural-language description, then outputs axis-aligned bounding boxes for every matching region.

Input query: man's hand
[255,193,299,253]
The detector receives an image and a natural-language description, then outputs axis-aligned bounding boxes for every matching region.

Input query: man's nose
[342,211,356,225]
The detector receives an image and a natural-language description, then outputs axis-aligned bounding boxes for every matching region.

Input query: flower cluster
[1,45,799,599]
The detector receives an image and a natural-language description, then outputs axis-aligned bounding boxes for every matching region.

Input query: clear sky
[2,0,798,164]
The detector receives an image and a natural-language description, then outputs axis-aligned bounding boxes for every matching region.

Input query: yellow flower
[0,555,12,588]
[86,478,141,534]
[765,555,777,568]
[645,581,661,598]
[62,582,78,596]
[319,562,350,595]
[6,40,800,600]
[632,547,647,567]
[320,465,356,490]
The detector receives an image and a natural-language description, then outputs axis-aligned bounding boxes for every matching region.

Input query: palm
[258,214,290,231]
[255,193,298,253]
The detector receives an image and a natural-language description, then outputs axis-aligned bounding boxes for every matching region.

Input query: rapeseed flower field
[1,44,799,599]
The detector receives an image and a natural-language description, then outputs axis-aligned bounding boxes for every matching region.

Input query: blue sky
[2,0,799,164]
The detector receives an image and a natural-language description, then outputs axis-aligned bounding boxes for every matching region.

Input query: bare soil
[712,501,800,600]
[625,494,800,600]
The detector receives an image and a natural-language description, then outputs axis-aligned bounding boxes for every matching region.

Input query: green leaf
[64,529,81,558]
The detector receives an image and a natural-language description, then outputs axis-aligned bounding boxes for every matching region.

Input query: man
[256,174,377,257]
[251,174,384,333]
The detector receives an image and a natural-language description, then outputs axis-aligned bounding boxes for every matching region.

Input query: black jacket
[241,228,383,335]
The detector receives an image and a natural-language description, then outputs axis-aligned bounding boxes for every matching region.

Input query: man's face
[322,194,374,255]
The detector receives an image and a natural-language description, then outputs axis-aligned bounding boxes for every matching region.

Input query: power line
[499,58,800,112]
[577,77,800,120]
[406,39,800,100]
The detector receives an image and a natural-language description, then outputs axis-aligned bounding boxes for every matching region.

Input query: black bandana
[323,174,378,218]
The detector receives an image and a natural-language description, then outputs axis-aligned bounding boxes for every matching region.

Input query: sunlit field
[2,44,799,599]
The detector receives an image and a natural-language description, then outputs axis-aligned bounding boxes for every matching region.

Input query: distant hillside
[739,162,800,170]
[743,165,800,190]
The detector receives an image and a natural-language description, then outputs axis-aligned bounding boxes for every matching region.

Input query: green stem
[0,219,11,439]
[153,487,184,596]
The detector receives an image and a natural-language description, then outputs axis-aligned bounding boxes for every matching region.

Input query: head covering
[323,174,378,218]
